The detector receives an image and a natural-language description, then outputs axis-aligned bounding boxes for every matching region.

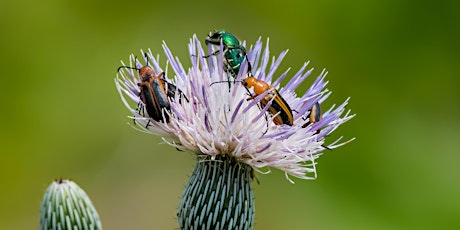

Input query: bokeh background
[1,0,459,229]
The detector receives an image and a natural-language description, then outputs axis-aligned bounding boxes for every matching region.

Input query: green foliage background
[1,0,459,229]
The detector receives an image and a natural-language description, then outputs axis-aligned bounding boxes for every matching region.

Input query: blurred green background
[1,0,459,229]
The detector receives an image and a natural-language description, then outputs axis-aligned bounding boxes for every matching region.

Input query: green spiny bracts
[177,155,255,230]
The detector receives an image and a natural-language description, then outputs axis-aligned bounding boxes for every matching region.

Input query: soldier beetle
[302,102,330,149]
[118,64,184,124]
[302,102,322,129]
[241,76,294,126]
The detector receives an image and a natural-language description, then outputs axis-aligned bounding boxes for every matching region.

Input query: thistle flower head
[115,35,354,182]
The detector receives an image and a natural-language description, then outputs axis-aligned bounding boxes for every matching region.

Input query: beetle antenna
[210,80,242,87]
[118,55,142,72]
[144,53,151,66]
[246,57,252,74]
[117,65,138,72]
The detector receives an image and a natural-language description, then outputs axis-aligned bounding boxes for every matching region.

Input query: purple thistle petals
[188,37,197,68]
[174,55,188,80]
[277,129,296,140]
[124,78,139,96]
[297,94,322,117]
[253,70,263,81]
[231,99,245,124]
[135,58,143,70]
[292,62,310,81]
[319,91,331,105]
[201,85,210,112]
[303,70,328,100]
[324,136,344,149]
[116,79,140,107]
[285,66,313,93]
[266,50,288,84]
[272,68,291,89]
[190,35,209,75]
[237,60,248,80]
[258,38,270,78]
[116,71,137,100]
[188,81,200,114]
[242,91,268,114]
[251,97,274,124]
[261,130,289,139]
[312,111,336,131]
[312,69,328,88]
[189,79,198,99]
[283,64,312,93]
[206,44,216,78]
[315,100,352,138]
[120,60,136,79]
[256,142,272,153]
[250,39,263,73]
[144,49,163,74]
[316,126,334,140]
[325,99,350,122]
[252,102,272,125]
[328,135,355,149]
[171,105,184,122]
[162,43,186,81]
[204,113,211,132]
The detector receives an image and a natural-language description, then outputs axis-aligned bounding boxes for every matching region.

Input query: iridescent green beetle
[204,30,251,82]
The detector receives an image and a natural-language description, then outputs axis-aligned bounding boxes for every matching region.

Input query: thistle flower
[39,179,102,230]
[115,34,354,229]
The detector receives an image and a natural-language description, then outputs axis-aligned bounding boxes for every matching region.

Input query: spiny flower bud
[39,179,102,230]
